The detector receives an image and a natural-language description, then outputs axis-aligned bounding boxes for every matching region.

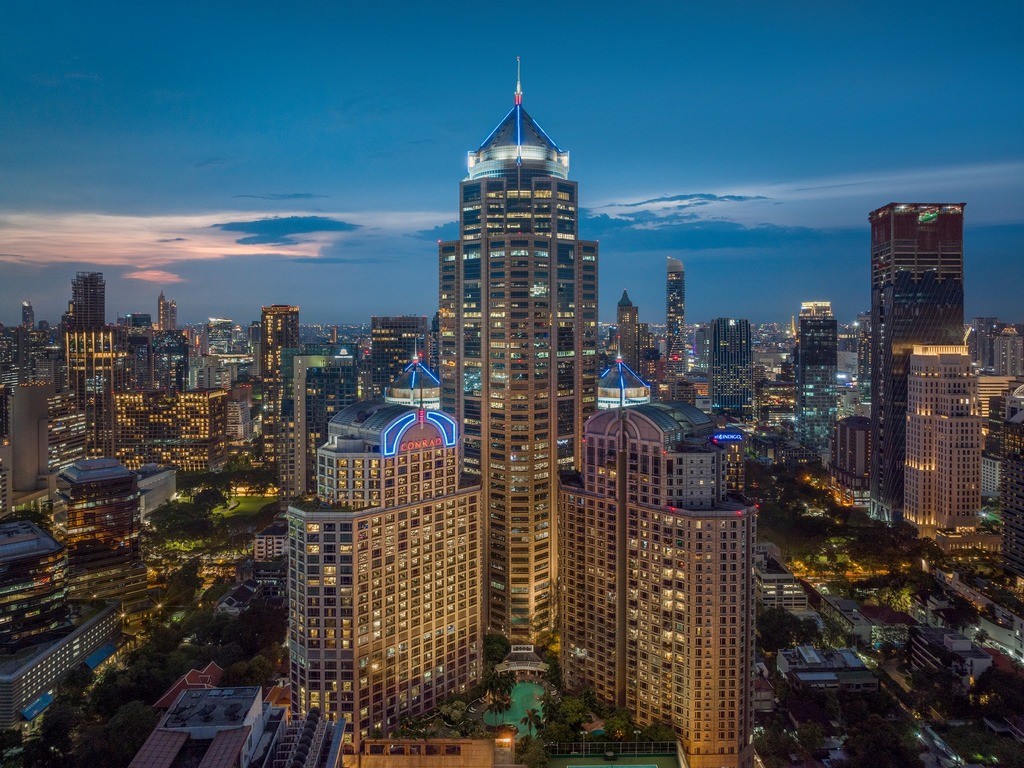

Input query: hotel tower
[438,63,598,638]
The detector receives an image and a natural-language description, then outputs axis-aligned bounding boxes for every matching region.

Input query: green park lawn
[215,495,277,519]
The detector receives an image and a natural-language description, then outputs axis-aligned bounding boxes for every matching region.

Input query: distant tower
[795,301,838,454]
[157,291,177,331]
[261,305,300,480]
[368,316,428,401]
[21,301,34,330]
[709,317,753,418]
[68,272,105,330]
[616,290,640,371]
[994,327,1024,377]
[869,203,965,524]
[666,258,686,379]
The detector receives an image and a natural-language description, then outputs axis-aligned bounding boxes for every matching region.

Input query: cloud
[289,256,384,265]
[194,157,227,168]
[603,193,767,208]
[212,215,360,245]
[412,221,459,241]
[124,269,183,283]
[233,193,329,201]
[157,237,187,242]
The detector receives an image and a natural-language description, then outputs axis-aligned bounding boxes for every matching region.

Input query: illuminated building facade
[754,379,795,430]
[367,317,428,401]
[869,203,965,524]
[904,345,981,537]
[559,403,755,768]
[206,317,235,355]
[1001,385,1024,579]
[666,257,686,380]
[438,70,598,637]
[995,327,1024,377]
[830,415,871,507]
[0,521,68,650]
[289,402,482,740]
[261,305,300,476]
[709,318,753,419]
[113,389,228,472]
[56,458,147,602]
[795,301,837,453]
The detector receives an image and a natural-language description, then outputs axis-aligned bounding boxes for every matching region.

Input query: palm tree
[521,707,542,737]
[486,694,512,725]
[539,690,557,724]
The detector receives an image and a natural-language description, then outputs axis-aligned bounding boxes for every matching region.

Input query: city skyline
[2,2,1023,325]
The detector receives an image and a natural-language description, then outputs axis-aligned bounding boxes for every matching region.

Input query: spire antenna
[514,56,522,105]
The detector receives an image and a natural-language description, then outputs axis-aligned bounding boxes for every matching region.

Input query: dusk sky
[2,2,1022,326]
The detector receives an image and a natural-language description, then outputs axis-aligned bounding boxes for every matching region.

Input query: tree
[521,707,542,737]
[486,695,512,723]
[795,722,824,755]
[483,634,511,668]
[76,700,158,768]
[516,735,548,768]
[756,607,820,656]
[837,714,917,768]
[164,560,203,606]
[602,708,634,741]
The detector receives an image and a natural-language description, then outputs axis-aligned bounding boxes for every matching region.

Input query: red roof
[153,662,225,709]
[197,726,252,768]
[127,730,189,768]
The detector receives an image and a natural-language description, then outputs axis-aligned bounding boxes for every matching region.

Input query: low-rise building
[0,601,121,729]
[776,646,878,693]
[254,520,287,561]
[134,464,175,523]
[128,687,285,768]
[819,595,873,646]
[754,553,808,612]
[354,739,494,768]
[909,626,992,691]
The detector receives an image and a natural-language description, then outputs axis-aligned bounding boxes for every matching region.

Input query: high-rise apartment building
[709,318,753,419]
[904,346,980,537]
[56,458,148,602]
[113,389,228,472]
[261,305,300,475]
[289,402,482,739]
[795,301,838,453]
[560,403,755,768]
[157,291,177,331]
[969,317,1002,368]
[438,73,598,637]
[365,317,428,401]
[616,291,640,372]
[666,258,686,380]
[869,203,965,524]
[994,327,1024,377]
[0,521,68,650]
[21,301,34,330]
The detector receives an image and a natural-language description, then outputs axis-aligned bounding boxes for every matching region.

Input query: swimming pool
[483,681,544,734]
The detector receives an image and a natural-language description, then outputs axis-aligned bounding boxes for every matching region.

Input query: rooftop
[163,687,261,730]
[0,520,62,562]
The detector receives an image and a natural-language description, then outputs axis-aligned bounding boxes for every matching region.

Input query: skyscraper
[438,68,598,637]
[157,291,177,331]
[1001,385,1024,580]
[904,346,981,537]
[21,301,34,330]
[709,318,753,419]
[366,316,427,401]
[559,403,755,767]
[666,257,686,379]
[205,318,234,355]
[260,305,300,477]
[856,310,872,403]
[869,203,965,524]
[152,330,189,391]
[113,389,229,472]
[0,521,68,650]
[795,301,838,453]
[616,290,640,372]
[67,272,105,330]
[64,272,125,457]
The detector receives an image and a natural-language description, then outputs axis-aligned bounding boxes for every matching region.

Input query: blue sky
[1,1,1022,326]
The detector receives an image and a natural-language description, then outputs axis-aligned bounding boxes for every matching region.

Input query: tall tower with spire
[439,62,598,639]
[616,290,640,372]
